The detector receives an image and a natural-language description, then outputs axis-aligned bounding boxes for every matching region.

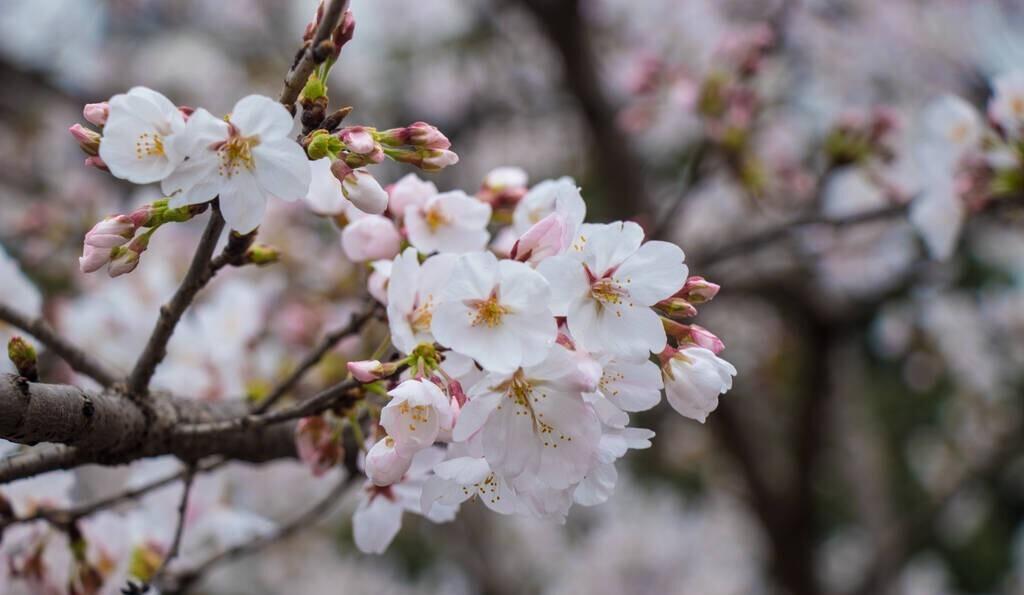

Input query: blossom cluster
[295,172,737,553]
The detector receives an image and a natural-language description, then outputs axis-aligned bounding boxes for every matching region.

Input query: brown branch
[0,303,118,387]
[126,208,225,396]
[159,473,357,594]
[0,374,296,483]
[279,0,350,108]
[148,465,195,589]
[254,304,377,414]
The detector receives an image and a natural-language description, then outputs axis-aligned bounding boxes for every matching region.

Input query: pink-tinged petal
[582,220,644,275]
[536,254,589,316]
[252,141,312,202]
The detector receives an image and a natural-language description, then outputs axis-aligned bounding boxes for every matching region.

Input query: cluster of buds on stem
[79,199,207,277]
[299,3,355,128]
[654,276,724,353]
[69,101,111,171]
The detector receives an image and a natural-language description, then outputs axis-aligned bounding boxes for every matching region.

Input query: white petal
[614,240,688,306]
[536,255,589,316]
[230,94,294,138]
[219,172,268,233]
[353,492,404,554]
[252,141,312,201]
[582,220,644,275]
[452,390,502,441]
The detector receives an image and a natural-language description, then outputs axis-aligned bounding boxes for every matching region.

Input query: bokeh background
[2,0,1024,594]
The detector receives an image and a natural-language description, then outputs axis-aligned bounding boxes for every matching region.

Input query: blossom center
[135,132,165,159]
[590,277,629,306]
[466,292,511,327]
[424,204,449,231]
[397,401,431,431]
[217,130,260,178]
[408,296,435,333]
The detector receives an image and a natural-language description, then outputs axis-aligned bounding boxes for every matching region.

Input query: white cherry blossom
[452,344,602,490]
[380,378,454,455]
[161,94,311,233]
[988,70,1024,138]
[405,190,492,254]
[538,221,688,359]
[663,346,737,422]
[388,172,438,217]
[386,248,457,354]
[420,455,517,516]
[513,177,585,236]
[574,427,655,506]
[432,251,556,373]
[99,86,186,184]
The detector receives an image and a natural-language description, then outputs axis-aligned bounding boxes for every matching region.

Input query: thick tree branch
[126,209,225,396]
[279,0,350,108]
[0,374,296,483]
[0,303,118,387]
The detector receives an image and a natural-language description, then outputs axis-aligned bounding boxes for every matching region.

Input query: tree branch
[0,374,296,483]
[279,0,350,108]
[148,465,195,590]
[126,208,225,396]
[0,303,118,387]
[254,304,377,414]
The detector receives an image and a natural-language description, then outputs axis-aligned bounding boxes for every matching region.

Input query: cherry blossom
[380,378,455,456]
[98,86,186,184]
[662,346,737,423]
[432,251,557,373]
[452,344,602,490]
[386,248,458,354]
[538,221,688,359]
[404,190,492,254]
[161,94,311,233]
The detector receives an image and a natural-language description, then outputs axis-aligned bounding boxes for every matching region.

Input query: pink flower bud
[406,122,450,150]
[84,155,108,171]
[341,169,388,215]
[295,416,343,477]
[511,213,566,264]
[84,215,134,249]
[365,436,413,486]
[568,351,602,393]
[678,276,720,304]
[656,297,699,319]
[348,359,386,382]
[330,159,353,182]
[421,149,459,171]
[107,248,140,277]
[82,102,109,127]
[341,215,401,262]
[339,126,377,155]
[686,324,725,354]
[78,245,111,274]
[69,124,101,156]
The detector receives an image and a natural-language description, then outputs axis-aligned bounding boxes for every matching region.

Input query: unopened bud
[348,359,398,382]
[306,130,343,160]
[683,324,725,354]
[339,126,377,155]
[107,247,140,277]
[69,124,101,156]
[79,244,112,274]
[331,10,356,57]
[7,337,37,381]
[656,297,699,319]
[341,169,389,215]
[83,102,109,127]
[320,106,353,132]
[244,244,281,266]
[365,436,413,486]
[511,213,566,264]
[84,215,134,249]
[677,276,720,304]
[405,122,450,150]
[84,155,108,171]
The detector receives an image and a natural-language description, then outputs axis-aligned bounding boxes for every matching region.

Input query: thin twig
[652,142,709,241]
[160,473,357,594]
[126,208,225,396]
[0,458,223,531]
[147,465,196,590]
[279,0,350,107]
[691,202,909,269]
[254,305,377,414]
[0,303,118,387]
